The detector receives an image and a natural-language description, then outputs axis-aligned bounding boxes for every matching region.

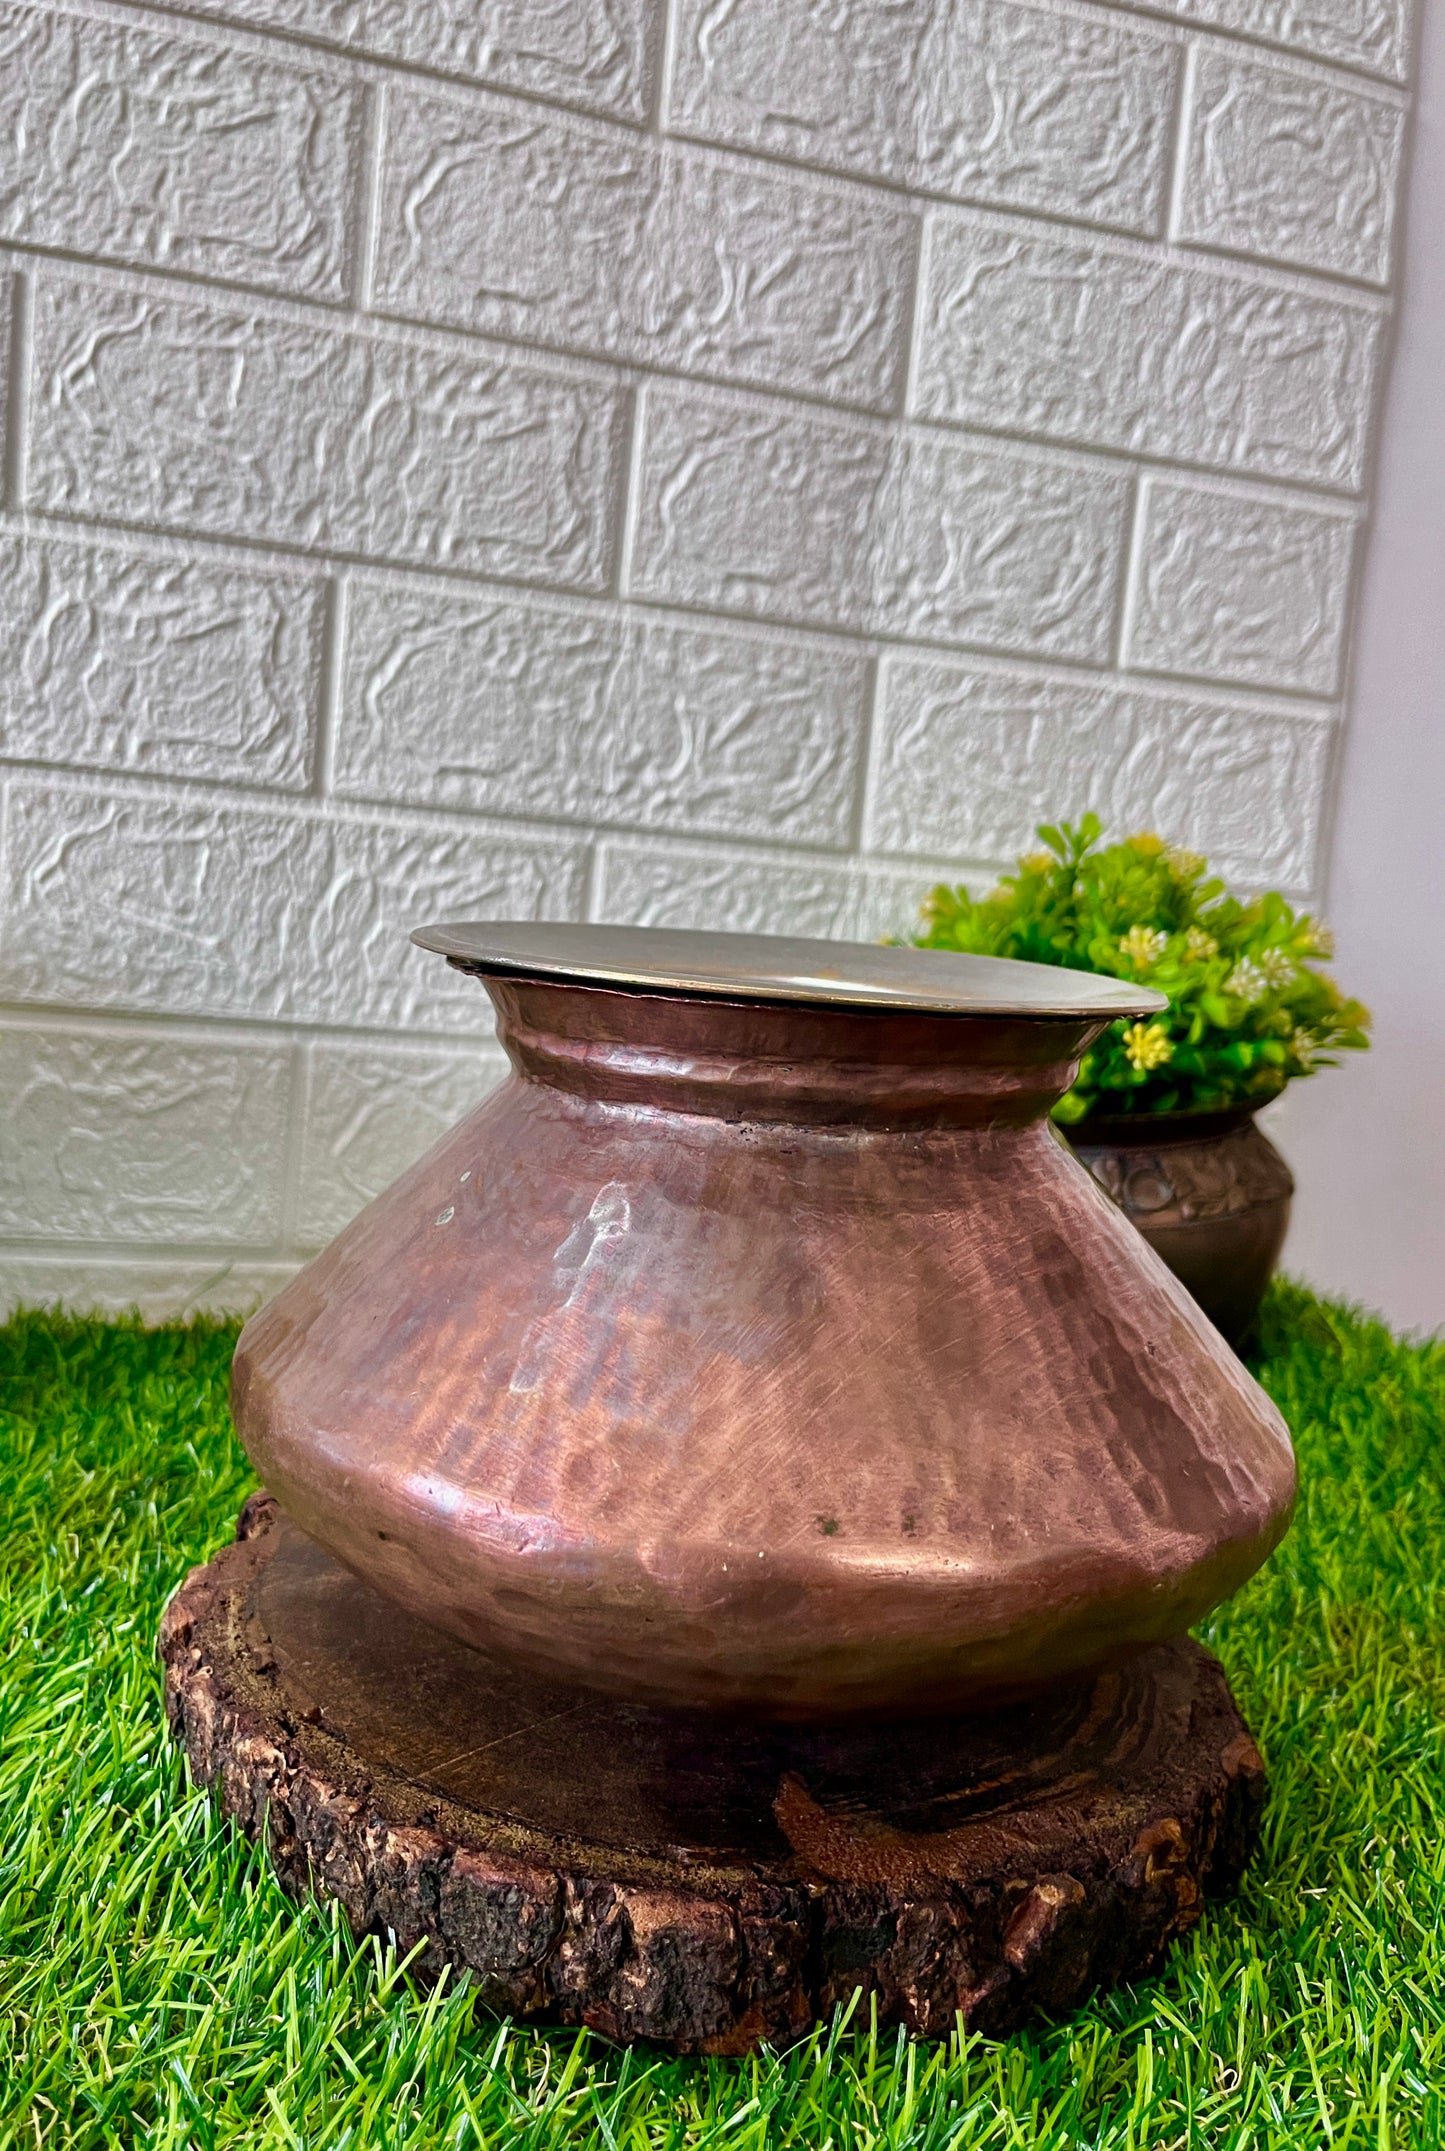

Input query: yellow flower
[1122,1022,1174,1072]
[1128,831,1166,856]
[1183,926,1218,962]
[1119,924,1168,969]
[1166,846,1206,879]
[1020,851,1054,874]
[1302,923,1336,960]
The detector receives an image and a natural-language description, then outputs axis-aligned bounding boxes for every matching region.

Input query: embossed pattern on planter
[1073,1121,1295,1228]
[0,0,1414,1314]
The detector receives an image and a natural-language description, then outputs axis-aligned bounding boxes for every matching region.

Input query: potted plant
[913,816,1370,1341]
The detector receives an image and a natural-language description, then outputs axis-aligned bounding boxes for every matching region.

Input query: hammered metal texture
[233,964,1296,1720]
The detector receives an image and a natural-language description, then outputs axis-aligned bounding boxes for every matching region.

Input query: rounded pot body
[1067,1108,1293,1346]
[234,979,1296,1721]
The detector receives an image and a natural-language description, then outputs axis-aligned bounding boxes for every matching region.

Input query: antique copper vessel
[233,925,1296,1722]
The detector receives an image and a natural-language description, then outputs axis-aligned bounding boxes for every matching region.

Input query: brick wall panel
[1176,49,1405,286]
[0,529,321,789]
[914,215,1383,489]
[0,778,588,1032]
[28,278,629,591]
[597,837,864,936]
[169,0,657,121]
[375,86,917,410]
[1126,479,1357,693]
[0,0,1411,1312]
[295,1036,508,1248]
[0,1021,292,1243]
[1147,0,1410,83]
[628,387,1130,661]
[0,2,361,301]
[0,1253,297,1318]
[869,655,1332,887]
[666,0,1179,236]
[596,836,941,941]
[0,265,11,432]
[336,583,868,846]
[854,859,967,941]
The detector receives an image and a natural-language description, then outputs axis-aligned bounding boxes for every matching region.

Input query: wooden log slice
[159,1496,1267,2054]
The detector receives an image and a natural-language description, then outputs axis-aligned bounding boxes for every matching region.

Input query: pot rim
[412,919,1167,1022]
[1066,1099,1280,1145]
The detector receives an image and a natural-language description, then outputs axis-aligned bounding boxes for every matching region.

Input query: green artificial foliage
[914,816,1371,1122]
[2,1288,1444,2147]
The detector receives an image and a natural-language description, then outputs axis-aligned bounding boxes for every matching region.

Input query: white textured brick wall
[0,0,1414,1317]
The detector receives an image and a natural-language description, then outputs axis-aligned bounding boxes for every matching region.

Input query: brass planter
[1067,1107,1293,1346]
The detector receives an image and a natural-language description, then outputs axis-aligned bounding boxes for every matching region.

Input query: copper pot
[233,926,1295,1722]
[1067,1107,1293,1346]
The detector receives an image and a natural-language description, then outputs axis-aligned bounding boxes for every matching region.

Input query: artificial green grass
[1,1284,1443,2149]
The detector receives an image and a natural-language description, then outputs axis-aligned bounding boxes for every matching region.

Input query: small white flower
[1257,947,1296,989]
[1166,846,1206,879]
[1119,924,1168,970]
[1303,923,1336,960]
[1225,959,1269,1006]
[1290,1026,1317,1070]
[1183,926,1218,963]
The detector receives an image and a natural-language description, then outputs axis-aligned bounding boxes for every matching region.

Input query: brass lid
[412,921,1167,1019]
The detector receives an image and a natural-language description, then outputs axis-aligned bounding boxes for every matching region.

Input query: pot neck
[480,974,1111,1130]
